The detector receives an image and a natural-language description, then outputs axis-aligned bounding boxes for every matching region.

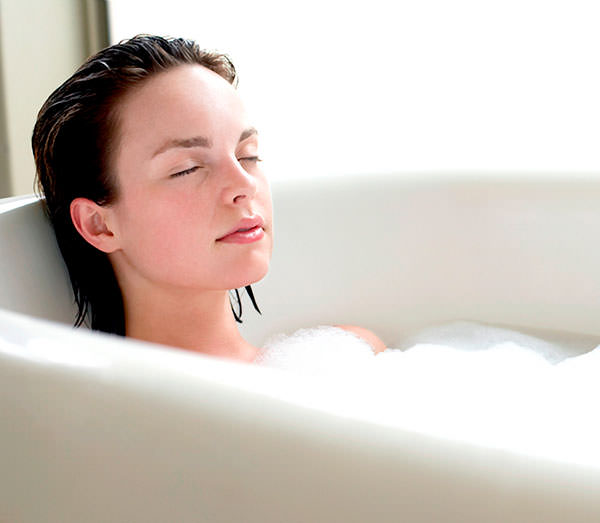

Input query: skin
[70,64,385,360]
[335,324,387,354]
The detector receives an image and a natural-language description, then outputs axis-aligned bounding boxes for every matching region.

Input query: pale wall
[0,0,88,196]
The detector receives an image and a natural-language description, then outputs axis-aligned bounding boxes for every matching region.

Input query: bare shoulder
[334,324,387,354]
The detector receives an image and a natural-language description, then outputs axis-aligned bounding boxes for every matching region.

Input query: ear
[70,198,120,253]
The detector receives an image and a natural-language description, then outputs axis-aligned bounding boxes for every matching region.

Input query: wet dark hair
[32,34,261,335]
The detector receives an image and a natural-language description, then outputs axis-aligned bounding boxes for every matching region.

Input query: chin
[228,261,270,290]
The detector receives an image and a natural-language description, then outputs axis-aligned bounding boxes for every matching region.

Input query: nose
[221,156,258,205]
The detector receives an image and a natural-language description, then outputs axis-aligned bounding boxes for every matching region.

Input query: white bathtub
[2,173,600,522]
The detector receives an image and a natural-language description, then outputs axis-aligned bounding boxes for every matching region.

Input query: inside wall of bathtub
[0,196,74,325]
[3,174,600,349]
[237,174,600,348]
[108,0,600,181]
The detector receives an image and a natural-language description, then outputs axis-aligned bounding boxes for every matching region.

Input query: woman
[33,35,385,362]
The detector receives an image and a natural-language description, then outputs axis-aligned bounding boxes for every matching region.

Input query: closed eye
[170,166,201,178]
[238,156,262,164]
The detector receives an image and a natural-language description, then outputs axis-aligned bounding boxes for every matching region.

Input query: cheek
[111,174,273,288]
[116,192,214,275]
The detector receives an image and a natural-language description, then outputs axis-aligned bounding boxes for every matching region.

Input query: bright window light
[108,0,600,180]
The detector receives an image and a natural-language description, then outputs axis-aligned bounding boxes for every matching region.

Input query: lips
[217,215,265,240]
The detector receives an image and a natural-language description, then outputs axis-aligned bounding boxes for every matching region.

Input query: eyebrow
[239,127,258,142]
[152,127,258,158]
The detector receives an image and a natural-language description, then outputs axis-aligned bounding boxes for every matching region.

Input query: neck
[123,286,259,363]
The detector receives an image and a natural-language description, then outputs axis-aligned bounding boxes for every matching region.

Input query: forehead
[116,64,247,151]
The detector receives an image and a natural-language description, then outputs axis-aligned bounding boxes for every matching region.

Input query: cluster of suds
[254,321,600,467]
[255,325,375,376]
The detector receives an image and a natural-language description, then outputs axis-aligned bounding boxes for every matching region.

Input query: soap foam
[254,321,600,468]
[392,320,570,363]
[255,325,375,377]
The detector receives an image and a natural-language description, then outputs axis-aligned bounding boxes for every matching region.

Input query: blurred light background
[1,0,599,195]
[108,0,600,181]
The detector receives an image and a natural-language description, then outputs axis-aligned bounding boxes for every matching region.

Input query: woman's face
[106,64,273,293]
